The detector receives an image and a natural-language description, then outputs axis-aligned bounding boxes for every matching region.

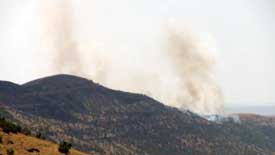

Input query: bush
[22,128,31,135]
[0,117,21,134]
[35,132,43,139]
[35,129,47,139]
[35,132,46,140]
[58,141,72,154]
[6,148,14,155]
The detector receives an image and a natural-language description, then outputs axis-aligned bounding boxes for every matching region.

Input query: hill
[0,131,87,155]
[238,114,275,127]
[0,118,87,155]
[226,106,275,116]
[0,74,275,155]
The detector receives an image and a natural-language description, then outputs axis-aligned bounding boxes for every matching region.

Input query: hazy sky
[0,0,274,107]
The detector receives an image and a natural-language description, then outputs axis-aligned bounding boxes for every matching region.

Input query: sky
[0,0,275,108]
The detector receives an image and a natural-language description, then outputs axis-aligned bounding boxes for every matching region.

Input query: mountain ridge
[0,74,275,155]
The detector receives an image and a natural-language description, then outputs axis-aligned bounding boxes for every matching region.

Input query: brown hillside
[0,129,88,155]
[1,74,275,155]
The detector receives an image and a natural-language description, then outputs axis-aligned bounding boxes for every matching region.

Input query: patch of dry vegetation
[0,130,88,155]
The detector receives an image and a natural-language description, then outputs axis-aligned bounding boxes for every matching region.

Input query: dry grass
[0,131,89,155]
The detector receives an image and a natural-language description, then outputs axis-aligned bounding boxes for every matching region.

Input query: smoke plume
[40,0,85,75]
[39,0,224,115]
[164,25,224,114]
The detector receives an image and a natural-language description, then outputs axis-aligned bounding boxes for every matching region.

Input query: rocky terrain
[0,74,274,155]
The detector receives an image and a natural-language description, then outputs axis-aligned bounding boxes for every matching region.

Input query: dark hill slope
[0,74,275,155]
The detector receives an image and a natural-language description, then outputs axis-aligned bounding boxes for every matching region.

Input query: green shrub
[0,117,21,134]
[22,128,31,135]
[58,141,72,154]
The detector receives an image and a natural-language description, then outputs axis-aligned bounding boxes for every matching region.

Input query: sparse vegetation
[21,127,31,135]
[35,132,46,139]
[6,148,14,155]
[0,114,85,155]
[1,75,275,155]
[0,117,21,134]
[0,129,85,155]
[58,141,72,154]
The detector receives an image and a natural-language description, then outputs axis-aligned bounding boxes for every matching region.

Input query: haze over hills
[0,74,274,155]
[226,105,275,116]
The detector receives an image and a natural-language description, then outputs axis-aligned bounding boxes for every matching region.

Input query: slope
[0,74,274,155]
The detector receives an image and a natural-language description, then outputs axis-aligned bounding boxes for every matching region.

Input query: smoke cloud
[38,0,224,115]
[164,25,224,114]
[39,0,85,75]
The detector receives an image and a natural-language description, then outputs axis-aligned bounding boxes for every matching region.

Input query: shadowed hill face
[6,74,163,121]
[0,81,24,98]
[0,74,275,155]
[0,81,25,107]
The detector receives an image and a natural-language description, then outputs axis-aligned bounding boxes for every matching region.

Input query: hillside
[0,118,87,155]
[0,74,275,155]
[238,114,275,127]
[0,131,87,155]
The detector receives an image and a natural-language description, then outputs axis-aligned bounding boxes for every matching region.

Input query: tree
[35,132,46,139]
[58,141,72,154]
[0,117,21,134]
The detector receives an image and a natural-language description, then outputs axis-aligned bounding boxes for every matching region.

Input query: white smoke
[36,0,224,115]
[164,24,224,114]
